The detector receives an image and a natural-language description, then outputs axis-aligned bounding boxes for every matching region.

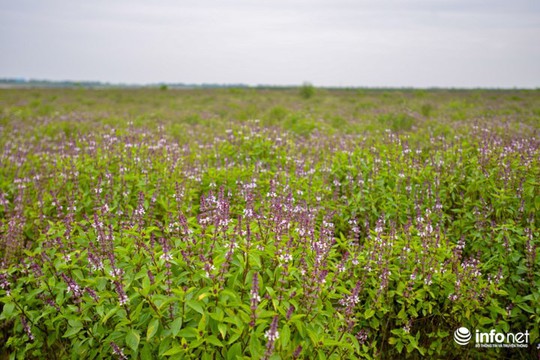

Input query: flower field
[0,88,539,359]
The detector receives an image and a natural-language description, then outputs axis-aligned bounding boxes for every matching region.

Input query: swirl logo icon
[454,327,471,345]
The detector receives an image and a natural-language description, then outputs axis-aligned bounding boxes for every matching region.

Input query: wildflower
[114,281,129,305]
[61,274,83,298]
[403,319,412,333]
[109,268,125,278]
[278,253,292,263]
[356,329,369,344]
[204,263,215,278]
[88,250,103,271]
[0,273,11,296]
[250,273,260,327]
[243,208,254,218]
[29,261,43,278]
[506,304,513,317]
[263,316,280,360]
[147,270,155,285]
[160,252,173,262]
[84,287,99,302]
[110,342,128,360]
[264,321,279,341]
[286,304,295,320]
[21,316,34,341]
[292,345,303,359]
[338,291,360,308]
[339,280,362,331]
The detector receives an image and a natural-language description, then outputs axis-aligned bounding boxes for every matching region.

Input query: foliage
[299,83,315,99]
[0,88,539,359]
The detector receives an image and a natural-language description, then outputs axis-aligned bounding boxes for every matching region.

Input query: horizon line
[1,77,538,91]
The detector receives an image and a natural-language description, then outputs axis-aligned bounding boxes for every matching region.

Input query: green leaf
[227,329,243,345]
[187,299,205,315]
[126,329,140,351]
[198,314,207,332]
[1,303,15,318]
[227,342,242,360]
[280,324,290,348]
[293,319,305,337]
[218,323,227,339]
[63,326,82,338]
[307,328,319,345]
[206,335,224,347]
[517,303,534,314]
[101,307,119,325]
[141,276,150,297]
[364,308,375,319]
[170,317,183,337]
[396,340,404,353]
[141,344,153,360]
[210,308,225,322]
[178,327,199,339]
[68,318,83,328]
[249,336,263,358]
[158,337,172,356]
[147,318,159,341]
[163,345,183,356]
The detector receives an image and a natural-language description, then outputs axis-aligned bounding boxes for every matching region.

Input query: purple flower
[356,329,369,345]
[110,341,128,360]
[250,273,260,327]
[147,270,155,285]
[61,273,83,300]
[85,287,100,302]
[29,261,43,278]
[286,304,295,320]
[88,243,104,271]
[0,272,10,293]
[293,345,303,359]
[263,316,280,360]
[21,316,34,341]
[114,281,129,305]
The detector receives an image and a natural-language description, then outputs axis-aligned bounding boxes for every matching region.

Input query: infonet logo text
[454,327,530,348]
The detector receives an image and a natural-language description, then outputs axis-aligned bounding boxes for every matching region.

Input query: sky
[1,0,539,88]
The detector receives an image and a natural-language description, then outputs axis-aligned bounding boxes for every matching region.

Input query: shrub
[299,83,315,99]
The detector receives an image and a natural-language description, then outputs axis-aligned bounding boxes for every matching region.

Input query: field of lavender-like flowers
[0,88,539,359]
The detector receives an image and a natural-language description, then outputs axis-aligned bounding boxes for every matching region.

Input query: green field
[0,88,539,359]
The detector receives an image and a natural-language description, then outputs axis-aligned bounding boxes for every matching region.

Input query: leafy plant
[0,88,538,359]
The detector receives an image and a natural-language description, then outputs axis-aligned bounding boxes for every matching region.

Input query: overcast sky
[1,0,539,87]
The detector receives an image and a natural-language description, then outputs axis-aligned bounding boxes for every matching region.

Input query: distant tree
[159,84,168,91]
[299,82,315,99]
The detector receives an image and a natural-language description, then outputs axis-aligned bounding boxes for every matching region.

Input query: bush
[299,82,315,99]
